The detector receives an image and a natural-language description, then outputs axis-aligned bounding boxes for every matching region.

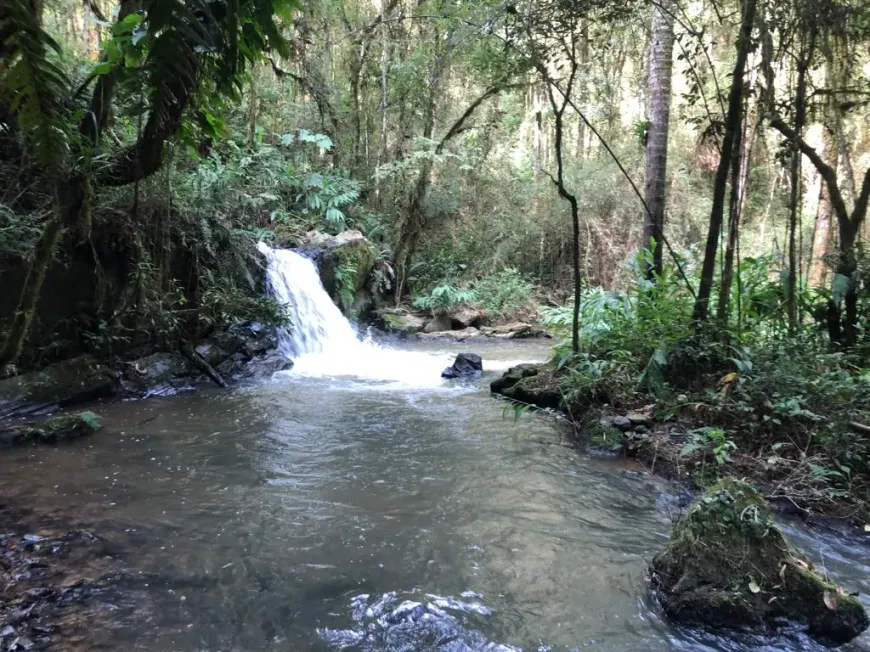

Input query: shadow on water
[0,340,868,651]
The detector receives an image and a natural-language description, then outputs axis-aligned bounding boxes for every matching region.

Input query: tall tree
[692,0,757,323]
[641,0,674,278]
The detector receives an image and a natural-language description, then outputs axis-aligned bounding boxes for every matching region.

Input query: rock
[626,411,652,426]
[299,230,377,315]
[194,343,229,367]
[479,322,549,339]
[238,351,293,378]
[650,478,869,646]
[121,352,194,397]
[0,411,102,446]
[490,364,561,410]
[633,424,648,434]
[378,309,427,335]
[417,327,483,341]
[450,307,484,329]
[441,353,483,379]
[423,314,453,333]
[490,363,539,394]
[0,355,114,419]
[612,415,633,431]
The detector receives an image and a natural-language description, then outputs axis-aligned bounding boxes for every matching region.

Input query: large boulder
[299,230,376,315]
[423,314,453,333]
[0,411,102,446]
[480,322,549,339]
[0,355,114,418]
[450,307,484,329]
[442,353,483,379]
[378,309,427,335]
[650,478,869,646]
[490,364,562,410]
[417,327,483,342]
[121,352,195,397]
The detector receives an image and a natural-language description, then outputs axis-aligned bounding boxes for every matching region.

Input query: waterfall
[257,242,361,357]
[257,242,450,385]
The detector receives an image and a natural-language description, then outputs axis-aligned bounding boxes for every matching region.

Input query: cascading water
[257,242,451,386]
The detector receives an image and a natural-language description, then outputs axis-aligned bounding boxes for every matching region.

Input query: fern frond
[0,0,71,171]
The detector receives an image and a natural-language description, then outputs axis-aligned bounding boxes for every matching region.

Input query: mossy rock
[490,364,562,410]
[301,230,377,314]
[0,355,114,418]
[650,478,869,645]
[3,411,103,445]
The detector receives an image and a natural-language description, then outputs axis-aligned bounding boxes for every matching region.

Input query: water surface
[1,340,868,651]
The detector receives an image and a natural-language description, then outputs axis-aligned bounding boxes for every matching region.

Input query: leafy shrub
[413,283,477,314]
[474,268,535,316]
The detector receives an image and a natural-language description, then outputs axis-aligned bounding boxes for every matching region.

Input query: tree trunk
[786,43,811,334]
[809,127,836,288]
[642,0,674,278]
[0,215,63,368]
[692,0,757,323]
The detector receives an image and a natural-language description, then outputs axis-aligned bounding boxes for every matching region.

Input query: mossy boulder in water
[1,411,103,445]
[490,364,562,410]
[650,478,869,645]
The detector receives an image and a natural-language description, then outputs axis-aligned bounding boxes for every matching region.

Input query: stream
[1,246,868,651]
[0,339,868,651]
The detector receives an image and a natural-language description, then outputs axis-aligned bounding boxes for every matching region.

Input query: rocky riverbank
[0,504,144,652]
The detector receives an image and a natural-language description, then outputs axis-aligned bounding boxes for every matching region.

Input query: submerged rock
[650,478,869,646]
[1,411,103,446]
[0,355,114,419]
[442,353,483,379]
[490,364,562,410]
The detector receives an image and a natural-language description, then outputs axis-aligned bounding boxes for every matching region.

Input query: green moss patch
[651,478,869,645]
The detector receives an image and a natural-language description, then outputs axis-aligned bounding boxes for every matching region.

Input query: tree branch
[769,116,850,226]
[435,83,522,154]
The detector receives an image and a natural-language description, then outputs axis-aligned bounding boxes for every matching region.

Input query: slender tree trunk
[717,101,744,323]
[0,214,63,368]
[692,0,757,323]
[809,126,836,288]
[246,67,258,149]
[642,0,674,278]
[786,42,811,334]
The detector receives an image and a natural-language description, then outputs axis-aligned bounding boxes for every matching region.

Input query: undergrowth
[541,252,870,518]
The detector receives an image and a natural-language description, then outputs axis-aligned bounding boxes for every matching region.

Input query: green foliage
[413,283,478,314]
[473,268,535,315]
[680,427,737,467]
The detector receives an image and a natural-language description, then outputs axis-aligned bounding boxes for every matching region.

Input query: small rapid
[258,242,453,387]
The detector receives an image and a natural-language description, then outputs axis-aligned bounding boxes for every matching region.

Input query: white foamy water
[258,242,452,386]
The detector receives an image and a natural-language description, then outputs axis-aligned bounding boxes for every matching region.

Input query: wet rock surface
[0,506,142,652]
[0,357,114,420]
[650,478,870,646]
[120,321,290,398]
[441,353,483,379]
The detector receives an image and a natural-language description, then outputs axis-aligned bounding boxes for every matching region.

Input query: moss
[491,364,562,410]
[651,477,869,645]
[14,411,103,444]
